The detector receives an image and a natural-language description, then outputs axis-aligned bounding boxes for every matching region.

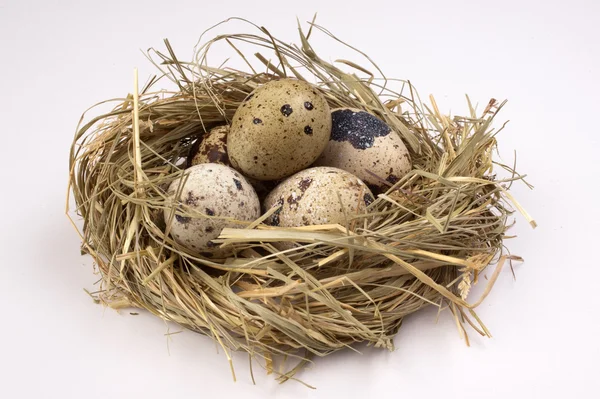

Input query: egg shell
[187,125,277,200]
[190,125,229,166]
[314,108,411,190]
[228,79,332,181]
[164,163,260,253]
[263,166,374,228]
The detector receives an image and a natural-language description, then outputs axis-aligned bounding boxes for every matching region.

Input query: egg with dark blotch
[228,79,332,181]
[314,108,412,190]
[164,163,260,253]
[189,125,229,166]
[187,125,277,200]
[263,166,374,228]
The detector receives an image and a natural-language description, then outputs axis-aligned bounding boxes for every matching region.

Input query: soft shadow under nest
[67,18,534,383]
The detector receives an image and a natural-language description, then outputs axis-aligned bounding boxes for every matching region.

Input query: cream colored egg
[164,163,260,253]
[190,125,229,166]
[228,79,332,181]
[263,167,374,228]
[314,108,411,190]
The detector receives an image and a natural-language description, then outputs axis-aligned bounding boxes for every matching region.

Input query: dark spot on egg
[233,178,243,190]
[280,104,293,117]
[253,117,262,124]
[205,226,214,233]
[175,214,191,224]
[269,198,285,226]
[185,191,199,206]
[253,156,258,160]
[298,177,313,191]
[331,109,391,150]
[304,125,313,135]
[287,194,298,206]
[239,201,245,207]
[364,193,374,206]
[304,101,314,110]
[205,208,215,216]
[204,145,227,164]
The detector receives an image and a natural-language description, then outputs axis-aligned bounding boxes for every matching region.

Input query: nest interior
[67,18,534,382]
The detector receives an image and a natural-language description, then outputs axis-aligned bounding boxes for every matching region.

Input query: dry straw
[67,17,535,384]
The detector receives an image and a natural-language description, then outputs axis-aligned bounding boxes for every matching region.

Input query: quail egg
[189,125,229,166]
[164,163,260,253]
[228,79,332,181]
[263,166,374,228]
[314,108,411,190]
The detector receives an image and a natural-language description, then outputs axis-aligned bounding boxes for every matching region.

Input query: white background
[1,0,599,397]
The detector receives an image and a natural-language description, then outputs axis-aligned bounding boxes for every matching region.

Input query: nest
[67,18,535,384]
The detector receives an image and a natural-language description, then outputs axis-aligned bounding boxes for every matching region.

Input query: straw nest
[67,18,535,383]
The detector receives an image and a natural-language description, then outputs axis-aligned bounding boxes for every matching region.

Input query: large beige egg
[189,125,229,166]
[228,79,332,181]
[263,167,374,228]
[164,163,260,253]
[314,108,411,190]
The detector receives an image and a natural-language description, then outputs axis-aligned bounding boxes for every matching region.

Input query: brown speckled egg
[190,125,229,166]
[187,125,276,201]
[228,79,332,181]
[263,166,374,228]
[164,163,260,253]
[314,108,411,190]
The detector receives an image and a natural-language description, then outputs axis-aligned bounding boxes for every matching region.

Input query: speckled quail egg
[228,79,332,181]
[189,125,229,166]
[164,163,260,253]
[187,125,276,200]
[263,166,374,228]
[314,108,411,190]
